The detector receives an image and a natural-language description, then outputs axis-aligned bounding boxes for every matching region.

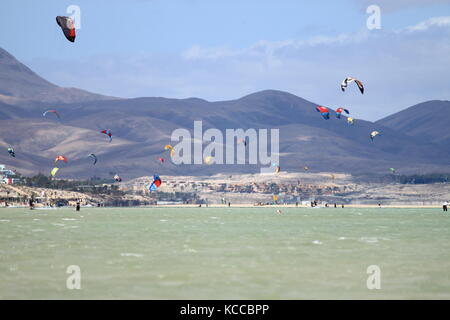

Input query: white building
[0,164,19,184]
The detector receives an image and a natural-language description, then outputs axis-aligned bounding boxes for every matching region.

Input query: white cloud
[353,0,450,13]
[405,16,450,31]
[181,30,371,62]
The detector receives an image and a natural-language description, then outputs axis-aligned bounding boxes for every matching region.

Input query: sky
[1,0,450,120]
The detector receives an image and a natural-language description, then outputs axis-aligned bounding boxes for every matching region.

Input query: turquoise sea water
[0,207,449,299]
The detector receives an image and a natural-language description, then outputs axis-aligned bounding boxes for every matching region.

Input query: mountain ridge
[0,46,449,179]
[0,47,117,104]
[376,100,450,146]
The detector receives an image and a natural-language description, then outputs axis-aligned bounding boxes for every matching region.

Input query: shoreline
[0,204,443,209]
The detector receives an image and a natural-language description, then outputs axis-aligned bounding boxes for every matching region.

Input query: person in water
[443,201,448,212]
[28,198,34,210]
[76,200,80,211]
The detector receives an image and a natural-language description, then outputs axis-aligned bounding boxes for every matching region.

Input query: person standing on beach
[443,201,448,212]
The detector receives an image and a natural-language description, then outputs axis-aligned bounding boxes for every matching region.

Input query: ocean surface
[0,207,449,299]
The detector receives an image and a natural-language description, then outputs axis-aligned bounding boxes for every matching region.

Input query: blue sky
[1,0,450,120]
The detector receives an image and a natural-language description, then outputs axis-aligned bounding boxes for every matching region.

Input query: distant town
[1,163,449,208]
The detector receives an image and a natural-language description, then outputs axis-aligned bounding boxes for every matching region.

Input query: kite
[114,174,122,182]
[50,167,59,177]
[101,130,112,143]
[89,153,97,165]
[370,130,380,141]
[56,16,76,42]
[54,155,68,164]
[7,146,15,157]
[158,157,165,164]
[237,138,247,147]
[204,156,214,165]
[316,106,330,120]
[347,117,354,125]
[148,175,162,192]
[43,110,61,120]
[389,168,396,174]
[335,107,350,119]
[341,77,364,94]
[164,145,175,157]
[303,166,309,171]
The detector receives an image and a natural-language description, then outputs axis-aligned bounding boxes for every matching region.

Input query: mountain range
[0,47,449,179]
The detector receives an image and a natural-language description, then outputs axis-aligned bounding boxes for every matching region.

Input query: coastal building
[0,164,19,184]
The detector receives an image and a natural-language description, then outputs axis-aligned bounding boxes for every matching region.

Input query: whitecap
[62,218,77,221]
[312,240,322,245]
[0,219,10,222]
[360,237,378,243]
[120,253,144,257]
[183,244,197,253]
